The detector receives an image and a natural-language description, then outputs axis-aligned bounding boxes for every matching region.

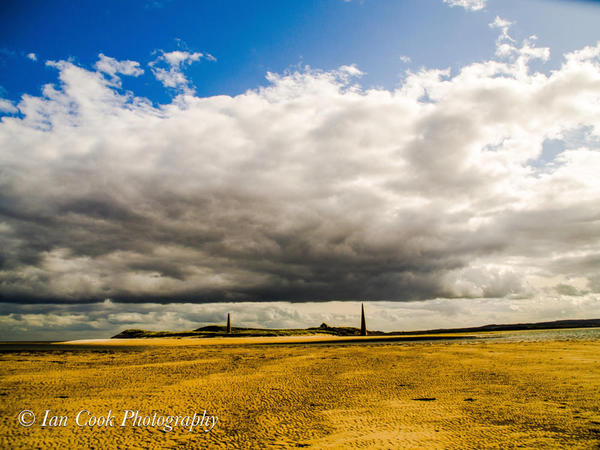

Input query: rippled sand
[1,336,599,448]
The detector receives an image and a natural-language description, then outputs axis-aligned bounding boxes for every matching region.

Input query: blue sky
[2,0,600,105]
[1,0,600,339]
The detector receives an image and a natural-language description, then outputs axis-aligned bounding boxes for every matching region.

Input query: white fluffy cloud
[489,16,513,42]
[149,50,215,92]
[95,53,144,83]
[26,52,37,61]
[0,98,18,114]
[443,0,486,12]
[0,32,599,331]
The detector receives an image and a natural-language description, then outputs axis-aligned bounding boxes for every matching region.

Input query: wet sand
[1,336,599,448]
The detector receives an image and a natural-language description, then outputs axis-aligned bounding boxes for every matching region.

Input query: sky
[1,0,600,340]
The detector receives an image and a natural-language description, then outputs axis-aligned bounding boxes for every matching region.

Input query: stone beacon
[360,303,367,336]
[227,313,231,334]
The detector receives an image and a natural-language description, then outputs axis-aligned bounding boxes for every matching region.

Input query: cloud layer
[1,34,600,310]
[443,0,486,12]
[3,294,599,341]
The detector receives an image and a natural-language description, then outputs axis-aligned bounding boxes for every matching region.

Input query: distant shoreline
[111,318,600,339]
[1,327,599,348]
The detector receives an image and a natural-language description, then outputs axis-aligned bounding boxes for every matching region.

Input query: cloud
[1,295,599,340]
[489,16,513,39]
[443,0,486,12]
[95,53,144,83]
[149,49,215,93]
[489,16,515,55]
[400,55,411,64]
[0,32,600,313]
[26,53,37,62]
[0,98,18,114]
[488,17,550,66]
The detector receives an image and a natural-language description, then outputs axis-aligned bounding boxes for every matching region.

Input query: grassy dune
[111,318,600,339]
[112,324,374,339]
[1,337,599,448]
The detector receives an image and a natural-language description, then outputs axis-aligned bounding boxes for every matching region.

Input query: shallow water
[482,327,600,342]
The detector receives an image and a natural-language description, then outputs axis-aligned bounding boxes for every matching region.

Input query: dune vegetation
[112,323,377,339]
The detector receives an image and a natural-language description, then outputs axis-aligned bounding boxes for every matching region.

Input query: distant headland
[112,318,600,339]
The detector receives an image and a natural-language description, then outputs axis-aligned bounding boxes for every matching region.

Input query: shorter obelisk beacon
[227,313,231,334]
[360,303,367,336]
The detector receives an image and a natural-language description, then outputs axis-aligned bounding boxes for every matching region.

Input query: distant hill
[112,323,382,339]
[394,318,600,335]
[111,318,600,339]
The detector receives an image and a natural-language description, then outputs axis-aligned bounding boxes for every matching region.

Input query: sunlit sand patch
[1,337,599,448]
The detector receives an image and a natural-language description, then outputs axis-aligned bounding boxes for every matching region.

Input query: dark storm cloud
[1,36,600,305]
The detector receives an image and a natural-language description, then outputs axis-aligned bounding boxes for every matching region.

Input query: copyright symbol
[18,410,35,427]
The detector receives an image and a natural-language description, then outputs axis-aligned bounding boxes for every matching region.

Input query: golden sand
[1,337,599,448]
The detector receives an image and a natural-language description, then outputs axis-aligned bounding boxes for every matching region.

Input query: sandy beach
[1,334,599,448]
